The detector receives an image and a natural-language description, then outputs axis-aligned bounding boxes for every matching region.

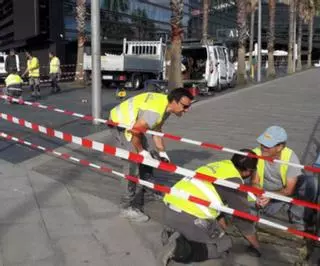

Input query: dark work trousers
[111,128,153,209]
[50,73,61,92]
[163,206,232,262]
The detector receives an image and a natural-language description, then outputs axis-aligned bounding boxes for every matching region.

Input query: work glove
[159,151,170,162]
[139,150,153,161]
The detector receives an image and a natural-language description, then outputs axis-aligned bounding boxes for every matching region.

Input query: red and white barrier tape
[0,111,319,212]
[1,95,319,174]
[0,131,318,242]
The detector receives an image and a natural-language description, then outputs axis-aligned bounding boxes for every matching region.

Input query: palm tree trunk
[297,14,302,71]
[236,0,248,85]
[248,9,255,78]
[307,11,314,68]
[168,0,184,90]
[267,0,276,79]
[287,0,295,74]
[202,0,209,42]
[75,0,86,83]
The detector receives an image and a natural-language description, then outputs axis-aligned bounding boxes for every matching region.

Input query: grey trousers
[29,77,40,92]
[111,128,152,209]
[251,175,317,227]
[163,206,232,261]
[50,73,60,92]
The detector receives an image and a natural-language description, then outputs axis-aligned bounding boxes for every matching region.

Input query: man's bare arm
[152,122,165,152]
[278,176,297,196]
[131,119,149,152]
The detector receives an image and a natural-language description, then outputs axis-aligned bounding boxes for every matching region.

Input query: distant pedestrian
[4,70,23,103]
[5,49,20,74]
[49,51,61,93]
[22,51,40,99]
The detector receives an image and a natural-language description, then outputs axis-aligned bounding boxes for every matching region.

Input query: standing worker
[22,51,40,99]
[5,49,20,74]
[49,51,61,93]
[109,88,194,223]
[4,70,24,102]
[158,150,261,265]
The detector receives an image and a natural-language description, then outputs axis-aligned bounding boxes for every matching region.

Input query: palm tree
[236,0,248,85]
[297,0,308,71]
[202,0,209,42]
[267,0,276,78]
[248,0,258,79]
[287,0,296,74]
[75,0,86,82]
[168,0,184,90]
[307,0,315,67]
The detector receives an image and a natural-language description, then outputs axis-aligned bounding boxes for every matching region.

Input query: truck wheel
[131,74,142,90]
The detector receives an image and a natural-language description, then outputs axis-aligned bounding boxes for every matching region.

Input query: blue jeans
[251,175,317,228]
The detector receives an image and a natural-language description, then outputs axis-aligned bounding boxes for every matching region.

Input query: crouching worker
[4,71,23,102]
[157,150,261,265]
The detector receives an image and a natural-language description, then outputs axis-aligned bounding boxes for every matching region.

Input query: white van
[164,41,236,93]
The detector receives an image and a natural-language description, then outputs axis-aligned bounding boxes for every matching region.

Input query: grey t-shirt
[138,109,170,129]
[263,151,302,191]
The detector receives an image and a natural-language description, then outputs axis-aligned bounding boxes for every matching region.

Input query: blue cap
[257,126,288,148]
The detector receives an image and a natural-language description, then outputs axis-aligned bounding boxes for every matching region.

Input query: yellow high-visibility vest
[253,147,293,188]
[5,74,23,86]
[50,56,60,74]
[163,160,243,219]
[109,92,169,141]
[27,57,40,77]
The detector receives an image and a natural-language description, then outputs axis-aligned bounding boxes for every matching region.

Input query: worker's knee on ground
[173,235,192,262]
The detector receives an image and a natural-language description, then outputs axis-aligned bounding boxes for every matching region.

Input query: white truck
[83,38,165,90]
[163,40,236,93]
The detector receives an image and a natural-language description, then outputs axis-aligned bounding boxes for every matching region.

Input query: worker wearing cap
[109,88,194,223]
[250,126,316,231]
[157,150,261,266]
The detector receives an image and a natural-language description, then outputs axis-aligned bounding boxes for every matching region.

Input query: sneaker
[120,207,149,223]
[31,91,36,97]
[156,232,180,266]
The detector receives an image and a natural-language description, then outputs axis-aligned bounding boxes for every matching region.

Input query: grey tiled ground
[0,69,319,265]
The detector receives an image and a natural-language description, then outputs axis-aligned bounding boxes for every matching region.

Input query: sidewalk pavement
[0,69,319,265]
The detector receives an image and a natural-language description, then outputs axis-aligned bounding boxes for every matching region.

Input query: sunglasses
[179,101,191,110]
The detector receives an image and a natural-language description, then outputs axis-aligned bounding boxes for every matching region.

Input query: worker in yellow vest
[22,51,40,99]
[49,51,61,93]
[109,88,194,223]
[250,126,316,231]
[4,71,24,102]
[157,150,260,266]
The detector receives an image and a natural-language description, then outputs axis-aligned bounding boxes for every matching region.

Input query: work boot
[156,232,180,266]
[120,207,149,223]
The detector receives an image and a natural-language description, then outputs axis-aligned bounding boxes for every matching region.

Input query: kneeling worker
[4,71,24,102]
[158,150,261,265]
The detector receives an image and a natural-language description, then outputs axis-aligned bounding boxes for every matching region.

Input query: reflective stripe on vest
[253,147,293,188]
[50,57,60,74]
[5,74,22,86]
[27,57,40,77]
[163,160,242,219]
[110,92,168,141]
